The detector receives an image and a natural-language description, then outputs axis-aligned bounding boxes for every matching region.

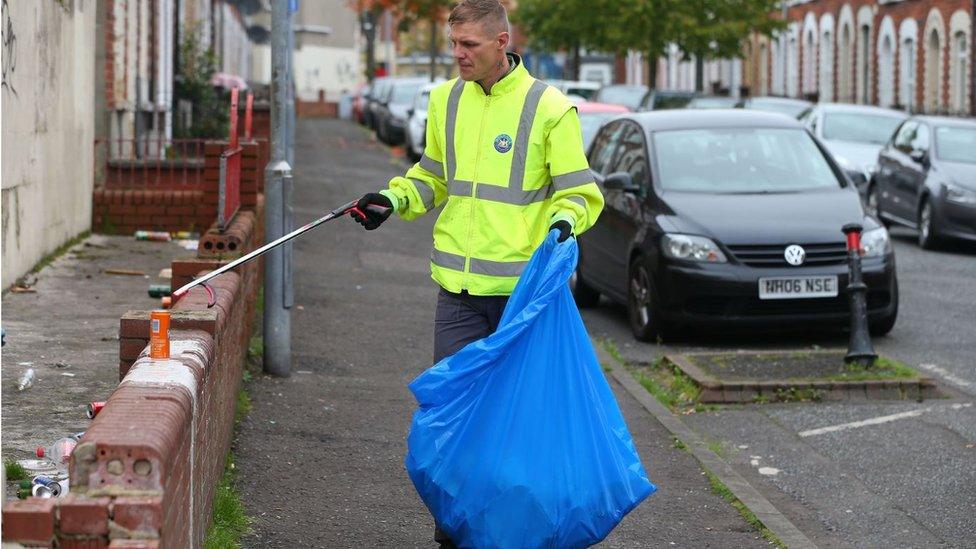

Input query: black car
[575,110,898,341]
[640,89,697,111]
[870,116,976,248]
[373,77,426,145]
[364,77,393,130]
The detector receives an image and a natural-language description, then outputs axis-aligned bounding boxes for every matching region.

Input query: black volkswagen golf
[574,110,899,341]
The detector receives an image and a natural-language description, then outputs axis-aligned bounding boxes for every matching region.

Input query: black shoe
[434,525,455,548]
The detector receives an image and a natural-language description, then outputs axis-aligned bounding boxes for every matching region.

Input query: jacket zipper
[462,94,491,290]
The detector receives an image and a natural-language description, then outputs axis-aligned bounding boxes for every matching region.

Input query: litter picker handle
[171,199,392,306]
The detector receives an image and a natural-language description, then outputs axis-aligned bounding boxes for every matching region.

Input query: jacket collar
[467,53,531,97]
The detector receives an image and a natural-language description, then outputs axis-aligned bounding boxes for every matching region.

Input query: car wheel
[917,198,940,249]
[870,277,898,337]
[867,184,889,228]
[627,258,663,342]
[569,263,600,308]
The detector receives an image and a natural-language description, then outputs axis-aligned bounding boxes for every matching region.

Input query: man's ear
[497,31,510,51]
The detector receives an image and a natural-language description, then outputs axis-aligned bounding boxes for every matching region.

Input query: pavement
[1,234,197,493]
[232,119,776,547]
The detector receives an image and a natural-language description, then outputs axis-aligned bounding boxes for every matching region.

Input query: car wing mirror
[603,171,640,194]
[407,108,414,117]
[909,149,928,166]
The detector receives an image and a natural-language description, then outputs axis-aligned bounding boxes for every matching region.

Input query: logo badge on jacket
[493,134,513,153]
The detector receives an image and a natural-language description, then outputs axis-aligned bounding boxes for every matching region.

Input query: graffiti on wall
[2,0,16,96]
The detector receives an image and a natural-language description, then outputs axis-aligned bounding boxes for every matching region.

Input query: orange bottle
[150,310,170,359]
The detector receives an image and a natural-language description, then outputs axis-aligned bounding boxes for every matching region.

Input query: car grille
[683,291,891,317]
[726,242,848,267]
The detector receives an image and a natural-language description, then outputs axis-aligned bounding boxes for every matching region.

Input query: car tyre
[628,257,665,342]
[867,183,889,228]
[870,278,898,337]
[917,197,940,249]
[570,263,600,308]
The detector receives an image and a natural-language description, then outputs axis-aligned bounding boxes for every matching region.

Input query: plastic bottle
[36,438,77,472]
[17,368,35,391]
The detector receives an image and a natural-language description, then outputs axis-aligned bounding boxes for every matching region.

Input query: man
[351,0,604,545]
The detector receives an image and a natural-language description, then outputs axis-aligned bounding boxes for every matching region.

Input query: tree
[674,0,785,91]
[174,25,228,139]
[512,0,609,80]
[349,0,400,82]
[397,0,453,82]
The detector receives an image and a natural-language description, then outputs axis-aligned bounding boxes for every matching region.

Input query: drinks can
[150,310,170,359]
[86,401,105,419]
[32,476,62,497]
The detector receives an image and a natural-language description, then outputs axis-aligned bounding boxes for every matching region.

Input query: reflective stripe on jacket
[386,55,604,296]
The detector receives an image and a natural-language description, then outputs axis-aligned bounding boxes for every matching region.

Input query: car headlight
[945,183,976,206]
[661,234,727,263]
[860,227,891,257]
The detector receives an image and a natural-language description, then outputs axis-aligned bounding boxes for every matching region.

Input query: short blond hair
[448,0,510,35]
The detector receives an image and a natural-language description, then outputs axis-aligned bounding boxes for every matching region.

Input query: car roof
[748,96,811,105]
[911,115,976,128]
[628,109,804,131]
[576,102,630,114]
[814,102,907,117]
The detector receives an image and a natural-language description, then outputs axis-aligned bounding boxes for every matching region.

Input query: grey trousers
[431,287,509,545]
[433,288,509,362]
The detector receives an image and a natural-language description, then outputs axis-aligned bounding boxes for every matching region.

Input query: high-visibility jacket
[384,55,604,296]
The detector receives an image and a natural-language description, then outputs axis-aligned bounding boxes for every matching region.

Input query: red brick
[112,496,163,533]
[120,337,148,361]
[108,541,159,548]
[2,497,56,544]
[60,540,109,549]
[59,495,111,535]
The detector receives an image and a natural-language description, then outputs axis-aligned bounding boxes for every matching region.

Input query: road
[583,224,976,547]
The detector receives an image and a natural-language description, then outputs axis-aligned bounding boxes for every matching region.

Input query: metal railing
[95,137,206,188]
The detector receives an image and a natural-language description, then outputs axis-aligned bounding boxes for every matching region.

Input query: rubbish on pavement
[17,368,35,391]
[61,372,75,377]
[31,476,62,497]
[172,231,198,240]
[158,268,172,279]
[71,431,86,441]
[150,310,170,359]
[10,285,37,293]
[161,296,173,309]
[176,239,199,251]
[103,268,148,276]
[31,483,55,498]
[16,459,59,477]
[148,284,171,298]
[134,230,172,242]
[87,401,106,419]
[36,438,77,472]
[406,232,655,548]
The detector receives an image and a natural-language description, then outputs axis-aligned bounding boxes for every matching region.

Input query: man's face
[449,21,508,82]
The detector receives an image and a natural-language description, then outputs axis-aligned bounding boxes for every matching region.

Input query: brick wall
[92,140,265,235]
[296,100,339,118]
[3,206,263,548]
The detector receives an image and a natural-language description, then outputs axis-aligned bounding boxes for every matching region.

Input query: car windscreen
[822,112,904,144]
[392,82,423,105]
[579,113,619,149]
[688,97,738,109]
[653,127,841,193]
[653,94,694,110]
[566,86,597,100]
[596,87,646,109]
[935,126,976,164]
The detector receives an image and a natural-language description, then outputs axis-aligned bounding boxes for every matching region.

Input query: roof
[576,102,630,114]
[814,102,907,117]
[912,115,976,128]
[628,109,805,131]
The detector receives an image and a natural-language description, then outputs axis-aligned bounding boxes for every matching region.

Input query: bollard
[842,223,877,366]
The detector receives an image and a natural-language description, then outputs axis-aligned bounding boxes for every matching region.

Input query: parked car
[352,83,371,125]
[592,84,649,111]
[574,110,898,341]
[799,103,908,194]
[639,90,697,111]
[547,80,601,101]
[577,102,629,150]
[870,115,976,248]
[405,81,441,162]
[364,76,393,130]
[374,77,427,145]
[685,96,739,109]
[737,96,813,118]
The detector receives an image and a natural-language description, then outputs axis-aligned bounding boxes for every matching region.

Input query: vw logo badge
[784,244,806,266]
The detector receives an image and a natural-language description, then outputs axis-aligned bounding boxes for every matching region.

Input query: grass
[5,459,28,481]
[704,469,786,548]
[827,356,917,382]
[25,230,91,276]
[601,339,714,413]
[204,453,251,549]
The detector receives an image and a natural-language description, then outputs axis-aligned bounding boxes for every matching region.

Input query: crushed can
[135,230,172,242]
[150,310,170,359]
[86,401,105,419]
[32,476,62,497]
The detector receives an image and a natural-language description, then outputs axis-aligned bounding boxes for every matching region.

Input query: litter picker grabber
[171,199,391,307]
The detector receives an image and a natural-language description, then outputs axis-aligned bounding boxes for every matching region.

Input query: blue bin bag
[406,231,656,549]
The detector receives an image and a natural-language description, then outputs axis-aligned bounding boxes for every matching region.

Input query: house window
[804,30,816,94]
[878,35,895,107]
[857,24,871,103]
[900,37,916,111]
[924,28,944,112]
[820,30,834,101]
[838,24,853,102]
[950,31,970,112]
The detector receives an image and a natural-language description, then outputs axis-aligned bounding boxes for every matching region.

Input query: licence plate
[758,276,838,300]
